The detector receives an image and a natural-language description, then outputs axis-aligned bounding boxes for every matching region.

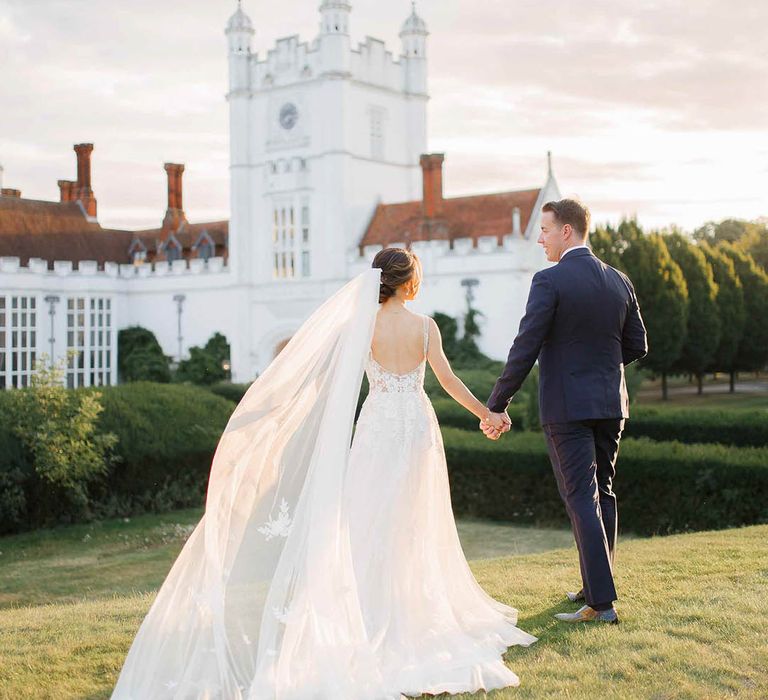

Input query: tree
[736,224,768,273]
[616,221,688,400]
[693,218,755,244]
[203,333,232,381]
[175,332,232,385]
[432,312,459,361]
[699,242,745,391]
[11,351,119,519]
[588,224,625,268]
[432,310,496,369]
[118,326,171,383]
[717,242,768,377]
[663,232,721,394]
[454,307,489,365]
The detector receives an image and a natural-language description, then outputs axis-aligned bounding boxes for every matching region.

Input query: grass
[0,508,574,610]
[636,373,768,410]
[637,391,768,410]
[0,511,766,699]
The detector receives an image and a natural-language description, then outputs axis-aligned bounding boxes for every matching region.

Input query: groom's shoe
[554,605,619,624]
[565,588,585,603]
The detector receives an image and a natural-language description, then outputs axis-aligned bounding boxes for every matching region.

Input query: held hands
[479,410,512,441]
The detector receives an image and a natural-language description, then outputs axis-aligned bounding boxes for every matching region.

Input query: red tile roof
[359,188,541,250]
[0,193,228,269]
[133,220,229,251]
[0,231,135,268]
[0,195,102,235]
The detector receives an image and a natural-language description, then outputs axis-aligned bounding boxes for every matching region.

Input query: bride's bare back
[370,308,428,375]
[370,306,491,428]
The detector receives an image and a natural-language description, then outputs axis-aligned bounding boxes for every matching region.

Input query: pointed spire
[547,150,553,177]
[400,0,428,35]
[226,0,253,34]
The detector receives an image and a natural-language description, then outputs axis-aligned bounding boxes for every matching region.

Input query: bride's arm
[425,317,493,422]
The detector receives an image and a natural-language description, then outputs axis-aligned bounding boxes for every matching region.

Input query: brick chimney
[1,188,22,198]
[58,179,76,202]
[72,143,97,217]
[162,163,188,232]
[420,153,445,218]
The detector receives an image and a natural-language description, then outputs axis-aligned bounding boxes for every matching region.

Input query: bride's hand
[484,411,510,431]
[479,411,509,440]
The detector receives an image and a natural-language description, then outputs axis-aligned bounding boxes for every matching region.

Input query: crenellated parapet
[245,34,413,94]
[348,233,546,276]
[0,256,230,279]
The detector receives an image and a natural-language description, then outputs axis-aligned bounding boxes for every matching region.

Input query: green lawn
[1,510,765,699]
[0,508,574,610]
[637,373,768,410]
[637,391,768,410]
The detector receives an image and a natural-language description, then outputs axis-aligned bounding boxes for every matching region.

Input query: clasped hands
[479,409,511,441]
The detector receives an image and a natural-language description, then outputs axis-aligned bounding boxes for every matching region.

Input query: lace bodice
[365,314,429,394]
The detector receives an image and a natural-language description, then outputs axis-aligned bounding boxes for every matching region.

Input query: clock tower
[225,1,428,373]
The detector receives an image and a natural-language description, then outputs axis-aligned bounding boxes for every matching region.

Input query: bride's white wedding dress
[110,269,535,700]
[347,316,536,696]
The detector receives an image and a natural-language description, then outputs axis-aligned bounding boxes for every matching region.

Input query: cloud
[429,0,768,131]
[0,0,765,233]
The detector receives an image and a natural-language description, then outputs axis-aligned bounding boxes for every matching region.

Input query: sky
[1,0,766,232]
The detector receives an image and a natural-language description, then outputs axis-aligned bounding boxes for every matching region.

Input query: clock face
[279,102,299,130]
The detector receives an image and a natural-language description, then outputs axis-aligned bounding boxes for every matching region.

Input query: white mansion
[0,1,560,389]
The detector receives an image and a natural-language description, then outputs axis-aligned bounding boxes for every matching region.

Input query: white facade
[0,1,558,389]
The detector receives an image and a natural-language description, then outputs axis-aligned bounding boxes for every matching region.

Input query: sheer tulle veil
[110,267,405,700]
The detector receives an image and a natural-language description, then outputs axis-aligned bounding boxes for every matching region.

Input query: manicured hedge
[207,367,511,409]
[441,427,768,535]
[3,379,766,536]
[90,381,233,506]
[626,406,768,448]
[207,381,251,404]
[0,382,234,534]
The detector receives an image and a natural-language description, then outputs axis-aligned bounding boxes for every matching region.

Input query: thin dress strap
[422,315,429,359]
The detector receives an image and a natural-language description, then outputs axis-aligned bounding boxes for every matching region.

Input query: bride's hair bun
[372,247,422,304]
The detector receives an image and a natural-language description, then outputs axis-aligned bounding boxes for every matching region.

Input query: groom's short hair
[542,199,590,238]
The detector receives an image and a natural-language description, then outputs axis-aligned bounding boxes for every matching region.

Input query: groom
[480,198,648,624]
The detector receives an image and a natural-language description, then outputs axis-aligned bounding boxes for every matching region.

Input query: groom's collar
[558,245,593,262]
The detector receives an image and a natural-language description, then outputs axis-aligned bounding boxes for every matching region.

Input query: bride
[110,247,537,700]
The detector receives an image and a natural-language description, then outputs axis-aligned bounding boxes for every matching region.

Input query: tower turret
[318,0,351,75]
[400,2,428,95]
[225,1,254,94]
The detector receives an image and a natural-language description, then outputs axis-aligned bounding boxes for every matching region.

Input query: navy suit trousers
[542,417,624,609]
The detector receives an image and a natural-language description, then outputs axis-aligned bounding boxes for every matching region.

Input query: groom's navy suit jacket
[487,247,648,424]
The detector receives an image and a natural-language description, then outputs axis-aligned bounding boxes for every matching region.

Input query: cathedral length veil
[111,267,406,700]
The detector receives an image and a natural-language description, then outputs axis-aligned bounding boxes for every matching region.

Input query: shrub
[175,332,232,385]
[89,382,233,511]
[0,381,234,534]
[207,381,251,404]
[118,326,172,383]
[424,366,506,402]
[442,427,768,535]
[627,406,768,448]
[6,353,119,529]
[0,392,28,533]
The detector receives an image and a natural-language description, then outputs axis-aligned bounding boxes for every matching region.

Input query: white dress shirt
[559,244,590,261]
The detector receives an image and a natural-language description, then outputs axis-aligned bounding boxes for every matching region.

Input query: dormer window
[163,236,182,262]
[193,231,216,261]
[128,238,148,265]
